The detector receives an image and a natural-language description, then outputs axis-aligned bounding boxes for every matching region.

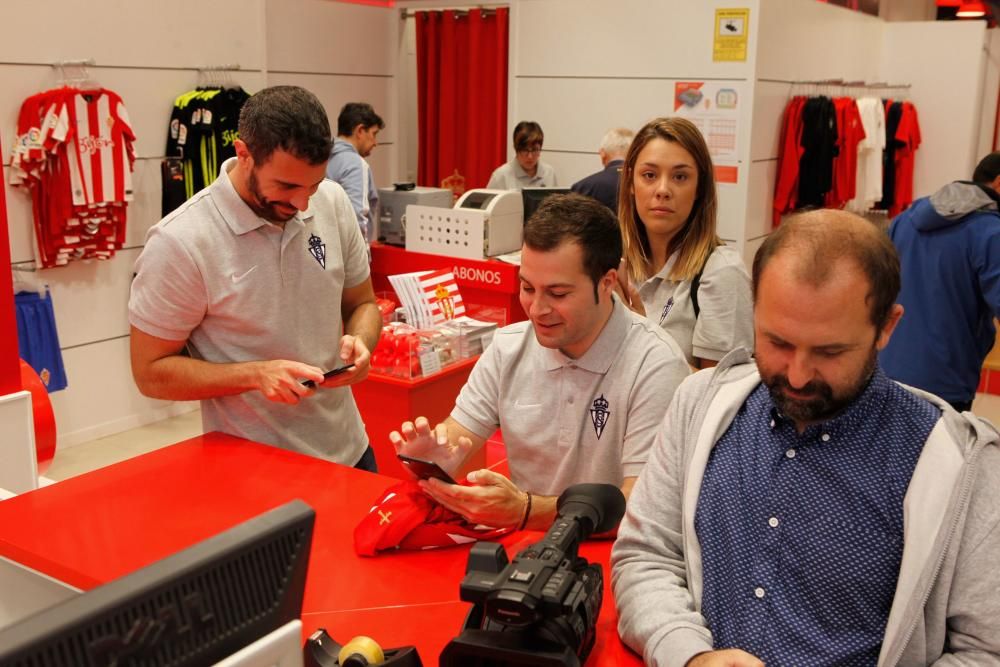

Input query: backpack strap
[690,258,709,319]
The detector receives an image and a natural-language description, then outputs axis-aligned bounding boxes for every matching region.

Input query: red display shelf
[369,243,527,325]
[354,356,485,481]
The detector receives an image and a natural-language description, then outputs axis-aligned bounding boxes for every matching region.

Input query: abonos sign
[452,264,504,287]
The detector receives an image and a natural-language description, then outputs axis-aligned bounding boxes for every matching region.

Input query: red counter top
[0,433,641,665]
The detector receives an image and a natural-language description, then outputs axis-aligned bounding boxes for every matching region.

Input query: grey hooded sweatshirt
[612,349,1000,666]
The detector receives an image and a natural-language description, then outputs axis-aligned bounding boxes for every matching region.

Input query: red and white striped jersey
[42,88,135,206]
[10,85,136,268]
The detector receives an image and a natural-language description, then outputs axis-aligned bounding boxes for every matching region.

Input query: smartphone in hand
[301,364,355,389]
[397,454,456,484]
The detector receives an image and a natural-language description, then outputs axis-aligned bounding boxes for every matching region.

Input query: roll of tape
[338,635,385,666]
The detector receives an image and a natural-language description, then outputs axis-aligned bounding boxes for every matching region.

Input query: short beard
[763,347,877,424]
[247,169,296,223]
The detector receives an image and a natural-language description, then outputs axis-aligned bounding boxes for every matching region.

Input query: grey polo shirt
[638,244,754,366]
[486,159,558,190]
[451,298,690,496]
[129,158,371,464]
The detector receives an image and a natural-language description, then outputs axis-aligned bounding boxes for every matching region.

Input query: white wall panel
[48,337,198,449]
[756,0,883,82]
[745,159,777,242]
[514,0,758,79]
[882,21,988,199]
[265,0,396,75]
[364,147,399,190]
[4,167,34,264]
[978,29,1000,158]
[513,77,676,155]
[0,0,264,70]
[716,180,748,245]
[266,72,398,186]
[534,151,601,190]
[124,159,165,248]
[44,248,139,349]
[749,80,791,162]
[265,72,396,144]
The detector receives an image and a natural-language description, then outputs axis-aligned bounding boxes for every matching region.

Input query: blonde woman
[618,117,753,368]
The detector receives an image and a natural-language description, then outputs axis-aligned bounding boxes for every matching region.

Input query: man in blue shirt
[612,209,1000,667]
[880,152,1000,412]
[326,102,384,242]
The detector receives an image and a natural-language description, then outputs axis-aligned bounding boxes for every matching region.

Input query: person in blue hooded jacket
[326,103,384,242]
[880,152,1000,412]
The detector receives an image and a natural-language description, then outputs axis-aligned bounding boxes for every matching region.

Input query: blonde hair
[618,117,721,283]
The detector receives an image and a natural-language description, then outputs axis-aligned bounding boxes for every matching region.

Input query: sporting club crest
[590,394,610,439]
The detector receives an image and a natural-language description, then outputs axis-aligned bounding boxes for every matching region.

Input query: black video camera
[440,483,626,667]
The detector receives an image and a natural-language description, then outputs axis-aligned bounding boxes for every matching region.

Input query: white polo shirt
[129,158,371,464]
[638,244,754,366]
[451,298,690,496]
[486,159,558,190]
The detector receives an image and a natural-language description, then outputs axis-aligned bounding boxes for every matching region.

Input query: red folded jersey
[355,480,513,556]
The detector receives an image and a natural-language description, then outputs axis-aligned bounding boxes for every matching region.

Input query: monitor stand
[217,619,303,667]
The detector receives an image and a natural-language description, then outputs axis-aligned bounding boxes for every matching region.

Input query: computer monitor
[521,187,571,223]
[0,500,315,667]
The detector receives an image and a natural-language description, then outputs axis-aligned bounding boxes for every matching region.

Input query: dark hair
[752,209,900,331]
[337,102,385,137]
[973,151,1000,184]
[523,193,621,303]
[238,86,332,165]
[513,121,544,153]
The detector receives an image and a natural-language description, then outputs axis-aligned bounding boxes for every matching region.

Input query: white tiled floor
[43,409,204,482]
[40,392,1000,484]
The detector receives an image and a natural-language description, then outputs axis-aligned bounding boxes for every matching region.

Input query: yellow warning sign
[714,8,750,62]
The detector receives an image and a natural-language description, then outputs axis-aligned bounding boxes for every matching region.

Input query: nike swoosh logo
[232,266,257,283]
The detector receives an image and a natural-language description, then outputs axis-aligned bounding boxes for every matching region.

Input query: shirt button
[768,517,779,528]
[821,433,831,442]
[754,587,766,599]
[568,397,574,405]
[769,419,775,428]
[785,449,796,458]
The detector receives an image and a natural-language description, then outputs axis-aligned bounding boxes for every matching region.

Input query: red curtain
[416,8,509,190]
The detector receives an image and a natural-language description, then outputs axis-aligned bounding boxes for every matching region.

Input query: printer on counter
[376,185,453,246]
[405,189,524,260]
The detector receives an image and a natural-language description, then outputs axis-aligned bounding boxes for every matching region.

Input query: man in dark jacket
[879,152,1000,411]
[570,127,633,212]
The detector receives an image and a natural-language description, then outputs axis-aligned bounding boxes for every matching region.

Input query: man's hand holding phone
[389,416,471,478]
[396,454,457,484]
[333,334,371,385]
[300,364,355,389]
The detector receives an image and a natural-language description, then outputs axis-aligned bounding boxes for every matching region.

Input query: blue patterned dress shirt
[695,366,940,665]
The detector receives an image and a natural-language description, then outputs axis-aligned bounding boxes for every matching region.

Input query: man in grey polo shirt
[390,194,689,529]
[129,86,382,469]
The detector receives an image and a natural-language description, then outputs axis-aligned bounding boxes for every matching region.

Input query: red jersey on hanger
[890,102,921,217]
[773,96,807,226]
